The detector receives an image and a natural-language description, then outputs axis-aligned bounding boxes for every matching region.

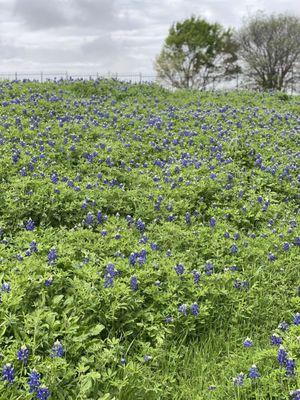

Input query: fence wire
[0,72,298,94]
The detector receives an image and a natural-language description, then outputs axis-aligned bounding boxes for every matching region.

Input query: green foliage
[0,79,299,399]
[155,16,240,89]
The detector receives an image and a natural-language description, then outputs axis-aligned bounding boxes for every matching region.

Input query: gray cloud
[14,0,68,30]
[1,0,299,74]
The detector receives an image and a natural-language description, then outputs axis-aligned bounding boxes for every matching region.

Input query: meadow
[0,79,299,400]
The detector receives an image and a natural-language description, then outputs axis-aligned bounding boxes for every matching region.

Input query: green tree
[237,12,300,91]
[155,16,239,89]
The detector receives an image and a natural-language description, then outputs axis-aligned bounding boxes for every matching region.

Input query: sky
[0,0,299,76]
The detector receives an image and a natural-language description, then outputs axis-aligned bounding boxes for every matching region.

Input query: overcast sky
[0,0,299,76]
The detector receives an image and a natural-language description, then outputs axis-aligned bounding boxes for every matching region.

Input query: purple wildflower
[174,263,185,275]
[50,341,63,358]
[286,359,296,377]
[36,386,51,400]
[178,304,188,316]
[233,372,245,386]
[243,337,253,347]
[293,313,300,326]
[191,303,199,316]
[2,363,14,384]
[28,370,41,393]
[277,346,287,365]
[130,276,138,291]
[249,364,260,379]
[47,248,57,264]
[25,218,35,231]
[17,345,29,364]
[270,334,283,346]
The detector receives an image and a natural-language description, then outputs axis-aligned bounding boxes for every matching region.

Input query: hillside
[0,79,299,400]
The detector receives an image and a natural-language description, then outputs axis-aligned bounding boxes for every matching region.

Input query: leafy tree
[237,12,300,91]
[154,16,240,89]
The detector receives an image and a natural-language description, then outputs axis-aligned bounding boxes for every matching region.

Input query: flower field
[0,79,299,399]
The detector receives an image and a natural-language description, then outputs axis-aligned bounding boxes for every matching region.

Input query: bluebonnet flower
[25,218,35,231]
[130,276,138,291]
[101,230,107,236]
[204,262,214,276]
[165,316,174,323]
[47,248,57,264]
[143,355,152,362]
[191,303,199,316]
[233,372,245,386]
[277,345,287,365]
[50,341,63,358]
[97,211,104,224]
[37,386,51,400]
[286,359,296,377]
[192,270,200,284]
[28,370,41,393]
[234,280,249,290]
[129,252,138,266]
[139,235,148,244]
[185,212,191,224]
[174,263,184,275]
[50,173,58,184]
[120,357,126,365]
[104,263,117,288]
[243,337,253,347]
[178,304,188,316]
[210,217,216,228]
[20,167,27,176]
[126,215,134,225]
[270,334,283,346]
[136,218,145,232]
[30,240,38,253]
[293,313,300,325]
[283,242,290,251]
[2,363,14,384]
[17,345,29,364]
[224,232,230,238]
[293,237,300,246]
[249,364,260,379]
[231,244,238,254]
[278,321,289,331]
[45,277,53,287]
[85,212,94,226]
[268,252,276,262]
[290,389,300,400]
[166,249,171,257]
[1,282,11,292]
[150,243,158,250]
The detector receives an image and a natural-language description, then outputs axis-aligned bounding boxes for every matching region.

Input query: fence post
[139,72,142,84]
[40,72,43,83]
[15,72,18,81]
[236,72,239,90]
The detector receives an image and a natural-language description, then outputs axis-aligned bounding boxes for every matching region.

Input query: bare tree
[237,12,300,91]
